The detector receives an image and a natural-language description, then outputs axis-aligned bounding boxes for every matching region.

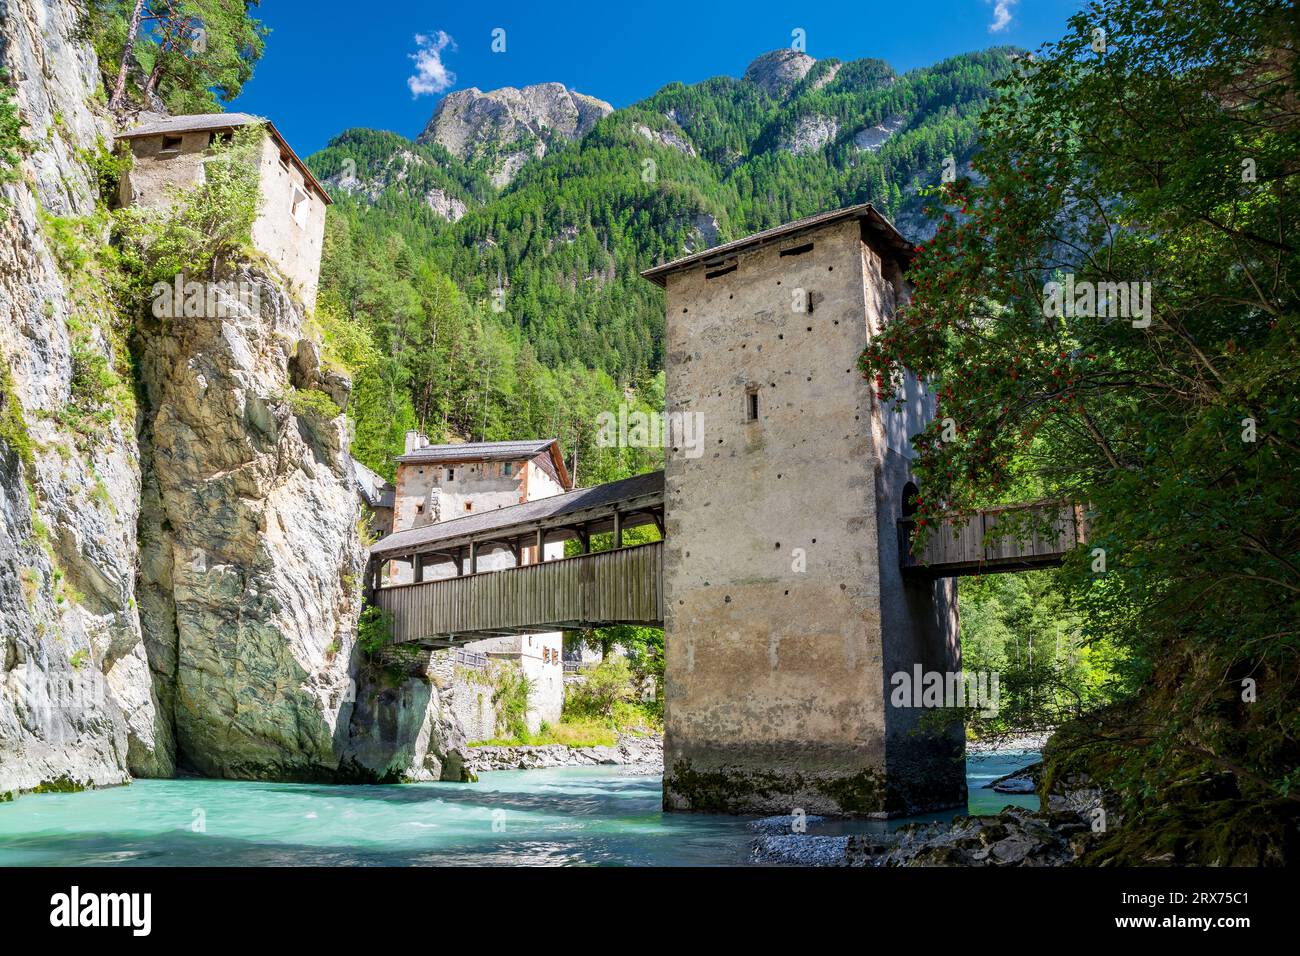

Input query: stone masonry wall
[661,215,963,816]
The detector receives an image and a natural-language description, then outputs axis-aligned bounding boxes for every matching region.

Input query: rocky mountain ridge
[417,82,613,187]
[742,48,817,96]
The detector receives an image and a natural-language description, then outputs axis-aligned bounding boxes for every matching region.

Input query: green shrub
[286,386,341,420]
[491,663,533,741]
[0,73,25,197]
[356,605,393,656]
[0,362,35,474]
[566,657,634,719]
[78,137,132,204]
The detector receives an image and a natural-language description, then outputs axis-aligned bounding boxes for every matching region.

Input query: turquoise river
[0,748,1038,866]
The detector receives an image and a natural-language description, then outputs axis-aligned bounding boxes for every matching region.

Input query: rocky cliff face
[417,82,612,186]
[321,147,467,222]
[0,0,171,794]
[343,649,470,782]
[743,49,817,97]
[0,0,404,793]
[135,266,365,780]
[782,114,839,155]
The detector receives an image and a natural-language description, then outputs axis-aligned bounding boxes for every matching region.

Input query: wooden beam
[468,540,478,575]
[613,510,623,549]
[536,527,545,562]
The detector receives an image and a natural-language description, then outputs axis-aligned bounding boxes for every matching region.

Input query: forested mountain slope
[305,48,1017,482]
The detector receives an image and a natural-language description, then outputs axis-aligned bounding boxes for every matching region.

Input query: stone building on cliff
[115,113,331,309]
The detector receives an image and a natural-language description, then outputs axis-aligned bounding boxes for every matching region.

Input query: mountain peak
[744,49,817,96]
[416,83,613,187]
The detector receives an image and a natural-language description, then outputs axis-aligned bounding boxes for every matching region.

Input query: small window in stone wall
[291,186,309,228]
[160,135,183,154]
[465,501,473,511]
[448,468,455,481]
[416,502,425,515]
[746,387,760,422]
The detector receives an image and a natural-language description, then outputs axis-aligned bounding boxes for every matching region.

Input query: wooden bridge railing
[374,541,664,646]
[899,502,1085,577]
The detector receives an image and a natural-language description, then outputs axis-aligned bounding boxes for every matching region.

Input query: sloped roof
[115,112,333,204]
[396,438,571,489]
[397,438,556,464]
[116,112,266,137]
[351,458,395,510]
[370,470,664,558]
[640,202,912,287]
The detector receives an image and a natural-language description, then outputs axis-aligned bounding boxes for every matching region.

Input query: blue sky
[232,0,1086,157]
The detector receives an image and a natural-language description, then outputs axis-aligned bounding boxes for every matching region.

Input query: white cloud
[408,31,457,97]
[988,0,1018,33]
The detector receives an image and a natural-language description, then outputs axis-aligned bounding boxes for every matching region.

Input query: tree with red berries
[862,0,1300,849]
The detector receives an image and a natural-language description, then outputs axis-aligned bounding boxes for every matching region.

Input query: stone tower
[642,204,964,816]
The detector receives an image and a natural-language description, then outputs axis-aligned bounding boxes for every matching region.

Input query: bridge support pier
[654,208,968,818]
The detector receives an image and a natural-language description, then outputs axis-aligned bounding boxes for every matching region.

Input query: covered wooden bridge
[899,502,1087,577]
[363,463,1084,645]
[366,471,665,647]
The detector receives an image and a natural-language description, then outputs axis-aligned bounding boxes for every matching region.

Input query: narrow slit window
[291,186,310,228]
[447,468,455,481]
[779,242,814,257]
[746,389,760,422]
[464,501,473,511]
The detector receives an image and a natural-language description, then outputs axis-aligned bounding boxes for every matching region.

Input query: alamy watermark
[11,664,110,741]
[1042,274,1151,327]
[595,405,705,459]
[151,275,262,320]
[889,666,1000,716]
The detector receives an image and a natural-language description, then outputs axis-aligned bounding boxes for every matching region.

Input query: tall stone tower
[642,204,964,817]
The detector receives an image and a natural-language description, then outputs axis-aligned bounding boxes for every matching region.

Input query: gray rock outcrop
[852,115,907,152]
[2,0,386,793]
[321,147,468,222]
[634,122,696,157]
[782,114,839,154]
[417,82,612,186]
[135,265,365,780]
[743,49,817,97]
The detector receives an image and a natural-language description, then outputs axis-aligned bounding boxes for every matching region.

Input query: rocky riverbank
[465,733,663,774]
[750,805,1095,866]
[749,747,1108,866]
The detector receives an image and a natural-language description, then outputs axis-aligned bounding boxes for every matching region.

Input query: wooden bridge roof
[369,470,664,559]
